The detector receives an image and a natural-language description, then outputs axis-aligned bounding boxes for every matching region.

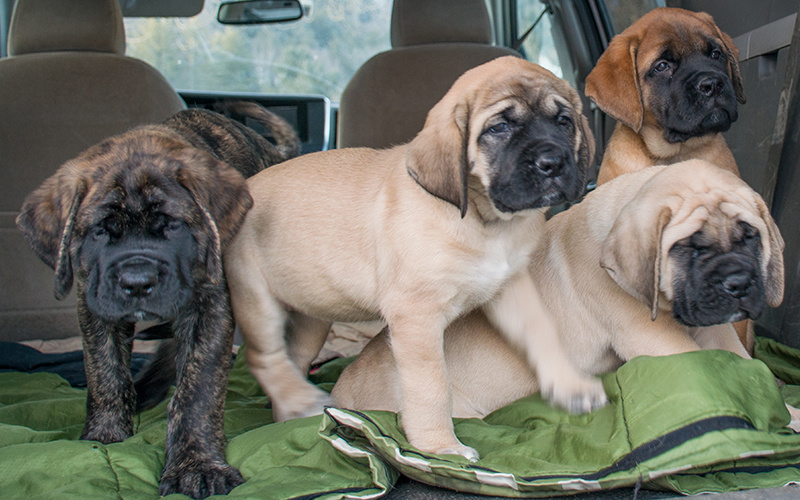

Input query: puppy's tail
[215,100,302,162]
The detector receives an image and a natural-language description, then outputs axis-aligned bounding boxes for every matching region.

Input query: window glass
[603,0,666,34]
[124,0,392,102]
[515,0,564,79]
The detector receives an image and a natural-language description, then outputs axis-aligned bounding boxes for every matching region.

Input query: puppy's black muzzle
[661,56,739,143]
[689,70,738,128]
[490,144,580,212]
[84,237,196,323]
[489,135,583,213]
[672,252,766,327]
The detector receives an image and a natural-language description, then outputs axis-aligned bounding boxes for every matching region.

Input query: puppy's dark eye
[654,61,670,73]
[556,114,572,127]
[164,220,183,233]
[690,244,711,260]
[104,219,123,239]
[710,49,722,60]
[92,227,108,240]
[487,122,509,134]
[154,214,182,235]
[688,232,712,254]
[738,222,758,243]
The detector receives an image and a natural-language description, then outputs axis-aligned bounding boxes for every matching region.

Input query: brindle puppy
[16,103,299,499]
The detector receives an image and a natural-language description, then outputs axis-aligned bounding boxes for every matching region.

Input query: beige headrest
[390,0,493,48]
[8,0,126,56]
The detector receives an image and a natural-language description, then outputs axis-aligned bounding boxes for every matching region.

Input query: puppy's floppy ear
[698,12,747,105]
[718,29,746,104]
[601,204,672,320]
[585,33,644,132]
[16,162,89,300]
[406,100,470,218]
[753,196,784,307]
[176,150,253,284]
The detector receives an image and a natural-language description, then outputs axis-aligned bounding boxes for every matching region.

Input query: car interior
[337,0,520,149]
[3,0,800,498]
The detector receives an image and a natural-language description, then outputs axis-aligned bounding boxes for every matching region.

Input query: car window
[602,0,665,34]
[124,0,392,102]
[515,0,564,78]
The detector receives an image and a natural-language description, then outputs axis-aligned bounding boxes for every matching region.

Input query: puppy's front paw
[272,387,334,421]
[80,421,132,444]
[408,432,480,462]
[540,375,608,414]
[434,444,480,462]
[159,460,245,499]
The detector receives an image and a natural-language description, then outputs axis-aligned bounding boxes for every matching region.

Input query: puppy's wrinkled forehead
[637,18,721,69]
[79,150,194,228]
[662,188,767,253]
[687,210,750,252]
[473,74,578,121]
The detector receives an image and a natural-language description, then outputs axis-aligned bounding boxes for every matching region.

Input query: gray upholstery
[337,0,520,149]
[8,0,126,55]
[390,0,493,46]
[0,0,186,342]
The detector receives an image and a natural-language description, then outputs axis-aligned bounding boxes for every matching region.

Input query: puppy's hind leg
[232,289,333,421]
[287,312,333,376]
[134,337,178,412]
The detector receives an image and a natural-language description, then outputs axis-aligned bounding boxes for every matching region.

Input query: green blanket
[2,339,800,499]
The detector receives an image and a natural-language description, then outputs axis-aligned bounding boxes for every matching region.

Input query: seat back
[337,0,520,149]
[0,0,186,341]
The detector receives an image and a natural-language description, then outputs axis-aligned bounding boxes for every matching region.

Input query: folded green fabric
[323,348,800,497]
[2,342,800,499]
[0,350,391,500]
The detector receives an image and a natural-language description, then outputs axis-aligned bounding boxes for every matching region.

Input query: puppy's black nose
[119,265,159,298]
[722,272,752,298]
[533,154,565,177]
[697,75,724,98]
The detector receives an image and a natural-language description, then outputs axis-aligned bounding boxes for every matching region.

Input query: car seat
[0,0,186,342]
[337,0,520,149]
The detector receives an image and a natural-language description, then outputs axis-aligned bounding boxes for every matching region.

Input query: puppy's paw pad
[159,462,244,499]
[434,444,480,462]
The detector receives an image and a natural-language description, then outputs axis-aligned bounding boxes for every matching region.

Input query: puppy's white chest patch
[471,239,530,295]
[475,251,513,286]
